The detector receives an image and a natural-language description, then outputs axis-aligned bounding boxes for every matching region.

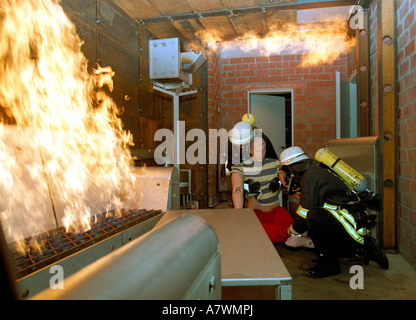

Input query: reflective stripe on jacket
[296,203,368,245]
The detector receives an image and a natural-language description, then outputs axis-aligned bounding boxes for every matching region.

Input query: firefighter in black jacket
[278,146,388,278]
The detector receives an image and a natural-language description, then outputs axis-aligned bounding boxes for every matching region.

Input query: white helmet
[229,121,254,145]
[280,146,309,166]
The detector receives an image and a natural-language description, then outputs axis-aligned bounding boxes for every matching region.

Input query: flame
[192,21,355,67]
[0,0,136,249]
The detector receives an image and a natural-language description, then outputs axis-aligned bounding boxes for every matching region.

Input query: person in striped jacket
[230,133,293,244]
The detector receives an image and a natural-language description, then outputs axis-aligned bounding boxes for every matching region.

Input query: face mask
[279,165,302,196]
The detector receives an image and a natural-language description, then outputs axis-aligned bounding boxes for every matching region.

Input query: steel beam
[377,0,397,249]
[138,1,358,24]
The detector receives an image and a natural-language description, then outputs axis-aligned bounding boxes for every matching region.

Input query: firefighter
[278,146,389,278]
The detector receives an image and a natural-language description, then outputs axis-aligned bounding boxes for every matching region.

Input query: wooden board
[377,0,397,249]
[155,208,292,286]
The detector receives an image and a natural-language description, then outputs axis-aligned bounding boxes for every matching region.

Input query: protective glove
[269,177,281,192]
[361,192,381,211]
[248,181,261,193]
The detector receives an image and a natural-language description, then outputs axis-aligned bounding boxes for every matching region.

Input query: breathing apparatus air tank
[315,148,368,192]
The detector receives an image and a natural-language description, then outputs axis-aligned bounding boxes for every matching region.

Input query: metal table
[155,208,292,300]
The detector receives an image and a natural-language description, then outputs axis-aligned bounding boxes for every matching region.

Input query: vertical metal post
[277,284,292,300]
[336,70,341,138]
[152,85,197,170]
[173,94,180,171]
[377,0,397,249]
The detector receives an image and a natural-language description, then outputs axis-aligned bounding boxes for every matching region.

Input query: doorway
[248,89,293,156]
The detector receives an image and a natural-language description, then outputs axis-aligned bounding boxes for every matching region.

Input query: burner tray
[9,208,162,279]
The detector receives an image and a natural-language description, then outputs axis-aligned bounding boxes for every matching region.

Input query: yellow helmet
[242,113,255,126]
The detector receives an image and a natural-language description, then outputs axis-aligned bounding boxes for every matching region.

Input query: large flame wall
[0,0,140,246]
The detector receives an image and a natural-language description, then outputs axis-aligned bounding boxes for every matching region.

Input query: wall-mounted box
[149,38,191,85]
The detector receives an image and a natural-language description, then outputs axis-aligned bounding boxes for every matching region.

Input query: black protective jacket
[292,161,355,234]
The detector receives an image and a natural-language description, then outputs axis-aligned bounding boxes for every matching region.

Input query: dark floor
[213,201,416,300]
[276,244,416,300]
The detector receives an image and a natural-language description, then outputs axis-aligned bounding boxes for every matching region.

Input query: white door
[250,93,288,155]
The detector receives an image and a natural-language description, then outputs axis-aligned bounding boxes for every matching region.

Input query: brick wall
[207,49,222,206]
[205,2,416,271]
[219,54,348,157]
[206,51,349,206]
[396,0,416,268]
[368,0,416,268]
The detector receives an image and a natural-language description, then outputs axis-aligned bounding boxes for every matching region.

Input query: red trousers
[253,206,294,243]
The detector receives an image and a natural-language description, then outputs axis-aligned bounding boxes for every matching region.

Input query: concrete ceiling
[113,0,364,45]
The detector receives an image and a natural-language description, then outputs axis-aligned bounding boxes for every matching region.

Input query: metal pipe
[138,1,358,24]
[152,84,197,171]
[31,214,221,300]
[336,70,341,139]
